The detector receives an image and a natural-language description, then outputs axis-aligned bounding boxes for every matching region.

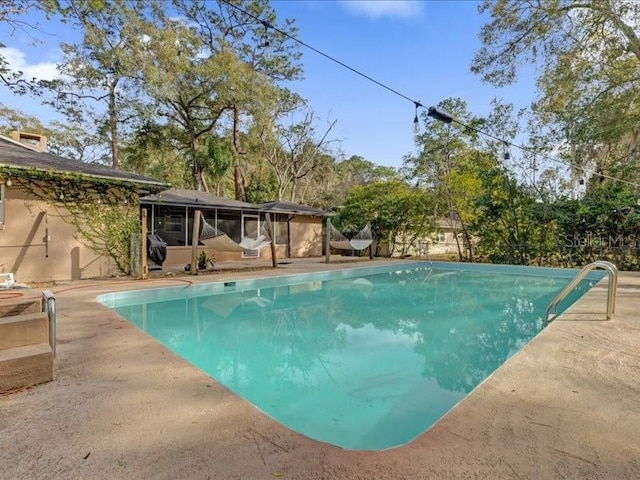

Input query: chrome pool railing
[42,290,56,356]
[545,261,618,323]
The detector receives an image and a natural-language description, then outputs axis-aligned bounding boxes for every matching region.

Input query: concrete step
[0,312,49,350]
[0,298,41,318]
[0,343,54,393]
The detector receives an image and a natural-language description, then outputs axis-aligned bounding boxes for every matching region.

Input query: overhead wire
[220,0,425,108]
[452,113,640,188]
[219,0,640,189]
[447,115,640,188]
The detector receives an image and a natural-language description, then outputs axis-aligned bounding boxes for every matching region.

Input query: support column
[266,212,277,268]
[190,209,201,275]
[141,209,148,280]
[325,217,331,263]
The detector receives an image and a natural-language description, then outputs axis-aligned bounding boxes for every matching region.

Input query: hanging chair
[329,223,373,251]
[200,214,272,252]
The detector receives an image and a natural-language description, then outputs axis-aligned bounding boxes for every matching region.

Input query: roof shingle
[0,136,168,189]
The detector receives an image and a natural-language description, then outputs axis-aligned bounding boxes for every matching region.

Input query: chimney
[10,131,48,152]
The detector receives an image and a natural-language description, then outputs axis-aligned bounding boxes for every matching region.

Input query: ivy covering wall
[1,166,141,275]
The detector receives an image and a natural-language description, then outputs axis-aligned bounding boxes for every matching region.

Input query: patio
[1,258,639,479]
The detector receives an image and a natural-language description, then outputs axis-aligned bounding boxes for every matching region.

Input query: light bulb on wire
[413,102,420,134]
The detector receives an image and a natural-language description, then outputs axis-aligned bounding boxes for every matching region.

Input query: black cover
[147,234,167,269]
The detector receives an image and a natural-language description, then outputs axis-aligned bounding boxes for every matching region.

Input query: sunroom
[140,189,327,268]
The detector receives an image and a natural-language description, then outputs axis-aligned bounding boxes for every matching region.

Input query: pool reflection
[114,267,593,450]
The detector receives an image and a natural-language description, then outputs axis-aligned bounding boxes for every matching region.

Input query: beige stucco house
[1,131,330,282]
[0,134,167,283]
[427,218,466,255]
[384,218,466,258]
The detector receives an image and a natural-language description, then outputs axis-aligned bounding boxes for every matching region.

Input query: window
[154,206,187,246]
[243,214,260,240]
[0,184,4,224]
[164,215,183,232]
[437,230,445,243]
[217,211,241,243]
[275,214,289,245]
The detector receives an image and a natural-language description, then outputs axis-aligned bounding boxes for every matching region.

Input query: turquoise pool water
[98,262,601,451]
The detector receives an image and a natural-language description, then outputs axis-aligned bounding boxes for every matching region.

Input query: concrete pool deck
[1,258,639,479]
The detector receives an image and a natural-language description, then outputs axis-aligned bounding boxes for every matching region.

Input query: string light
[219,0,640,189]
[259,19,271,48]
[413,102,420,134]
[503,141,511,161]
[427,106,453,124]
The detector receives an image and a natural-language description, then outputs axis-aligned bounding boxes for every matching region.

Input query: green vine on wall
[1,166,142,275]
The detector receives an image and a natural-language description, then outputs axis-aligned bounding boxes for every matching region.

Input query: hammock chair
[199,214,272,252]
[329,222,373,251]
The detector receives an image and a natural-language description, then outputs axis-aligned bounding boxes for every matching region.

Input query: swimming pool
[98,262,601,450]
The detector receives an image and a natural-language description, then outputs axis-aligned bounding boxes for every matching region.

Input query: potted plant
[197,251,215,270]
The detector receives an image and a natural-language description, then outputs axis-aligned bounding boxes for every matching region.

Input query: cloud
[1,47,59,80]
[340,0,423,20]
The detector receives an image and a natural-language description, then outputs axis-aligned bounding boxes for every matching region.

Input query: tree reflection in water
[112,266,596,450]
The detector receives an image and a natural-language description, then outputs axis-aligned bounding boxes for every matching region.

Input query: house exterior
[427,218,465,255]
[382,218,465,258]
[256,201,327,258]
[0,134,167,283]
[140,191,329,268]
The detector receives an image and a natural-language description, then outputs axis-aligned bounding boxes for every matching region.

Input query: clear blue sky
[0,0,536,169]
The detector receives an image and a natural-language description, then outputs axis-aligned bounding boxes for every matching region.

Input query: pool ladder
[545,260,617,323]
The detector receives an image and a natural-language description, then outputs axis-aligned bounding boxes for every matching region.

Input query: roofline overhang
[0,162,169,189]
[260,208,332,217]
[140,199,332,216]
[140,199,258,211]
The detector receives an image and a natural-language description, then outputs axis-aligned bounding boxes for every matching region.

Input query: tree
[472,0,640,183]
[0,103,104,162]
[173,0,302,82]
[336,180,435,257]
[134,15,244,190]
[1,1,148,168]
[44,0,147,168]
[258,98,338,202]
[337,155,397,188]
[168,0,303,196]
[129,0,301,194]
[0,1,67,92]
[468,165,557,266]
[404,97,484,260]
[554,183,640,269]
[297,154,399,210]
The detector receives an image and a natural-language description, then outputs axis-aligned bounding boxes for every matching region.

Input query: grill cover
[147,234,167,268]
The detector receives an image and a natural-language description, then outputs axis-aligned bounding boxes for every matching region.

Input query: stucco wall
[0,187,117,283]
[427,231,461,255]
[384,230,461,257]
[162,245,272,269]
[289,216,323,257]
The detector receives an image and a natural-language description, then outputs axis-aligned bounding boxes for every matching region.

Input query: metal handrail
[42,290,56,356]
[593,260,617,312]
[545,261,617,322]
